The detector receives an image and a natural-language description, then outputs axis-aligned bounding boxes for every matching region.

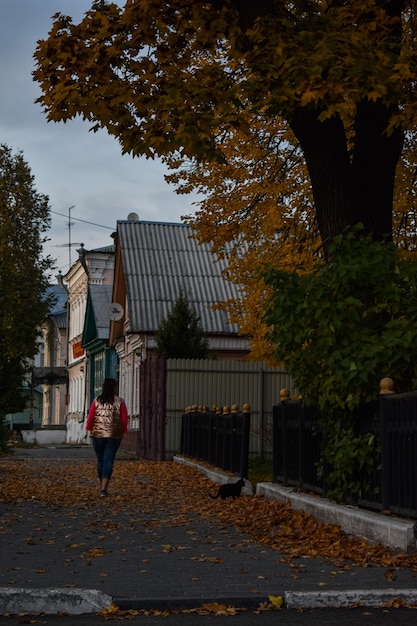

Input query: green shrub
[264,229,417,501]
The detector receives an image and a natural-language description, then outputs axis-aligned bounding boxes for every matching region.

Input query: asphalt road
[0,607,416,625]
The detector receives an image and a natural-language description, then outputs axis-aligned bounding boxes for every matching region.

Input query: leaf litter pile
[1,456,417,617]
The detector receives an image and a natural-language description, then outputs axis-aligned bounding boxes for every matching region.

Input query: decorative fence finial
[280,388,291,401]
[380,378,395,394]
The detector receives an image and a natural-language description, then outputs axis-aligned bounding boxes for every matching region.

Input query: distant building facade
[40,283,68,426]
[63,244,115,442]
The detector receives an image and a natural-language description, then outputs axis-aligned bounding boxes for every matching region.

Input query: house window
[124,361,131,412]
[133,361,140,415]
[94,352,105,397]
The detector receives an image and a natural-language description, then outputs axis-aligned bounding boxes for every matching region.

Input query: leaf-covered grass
[248,456,273,486]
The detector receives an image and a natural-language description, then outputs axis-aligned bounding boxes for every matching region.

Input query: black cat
[209,478,245,500]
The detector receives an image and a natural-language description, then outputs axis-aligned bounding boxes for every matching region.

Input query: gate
[140,357,167,460]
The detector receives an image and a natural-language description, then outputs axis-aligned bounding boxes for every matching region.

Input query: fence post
[230,404,239,474]
[299,402,305,486]
[181,408,190,457]
[189,406,196,459]
[222,406,231,471]
[379,377,395,511]
[272,404,279,483]
[272,389,290,484]
[282,398,289,485]
[240,404,251,479]
[214,405,223,469]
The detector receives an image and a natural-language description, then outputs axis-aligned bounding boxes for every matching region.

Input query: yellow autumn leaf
[84,547,107,558]
[268,595,284,609]
[199,602,239,615]
[100,603,120,616]
[300,90,320,106]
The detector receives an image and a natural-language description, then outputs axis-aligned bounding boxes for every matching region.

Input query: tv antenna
[67,205,75,267]
[53,205,82,268]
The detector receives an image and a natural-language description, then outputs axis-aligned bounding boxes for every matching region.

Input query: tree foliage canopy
[34,0,417,248]
[0,144,54,422]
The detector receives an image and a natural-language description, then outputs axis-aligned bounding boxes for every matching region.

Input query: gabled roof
[83,284,113,346]
[90,284,113,339]
[115,220,240,335]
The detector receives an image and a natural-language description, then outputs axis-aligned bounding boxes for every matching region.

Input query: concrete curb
[174,455,254,496]
[284,588,417,609]
[0,588,113,615]
[115,589,417,611]
[3,587,417,615]
[257,483,417,553]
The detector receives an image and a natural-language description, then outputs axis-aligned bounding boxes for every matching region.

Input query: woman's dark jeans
[91,437,121,479]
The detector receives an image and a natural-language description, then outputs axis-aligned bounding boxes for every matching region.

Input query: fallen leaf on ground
[1,457,417,572]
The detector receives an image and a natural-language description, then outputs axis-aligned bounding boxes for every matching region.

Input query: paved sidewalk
[1,446,417,615]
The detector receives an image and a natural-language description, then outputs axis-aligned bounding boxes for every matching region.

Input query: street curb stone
[0,588,113,615]
[173,455,254,495]
[3,588,417,615]
[256,482,417,553]
[284,588,417,609]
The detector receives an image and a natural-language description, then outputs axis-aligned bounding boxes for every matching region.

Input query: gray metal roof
[117,221,240,335]
[89,284,113,340]
[90,244,115,254]
[46,284,67,316]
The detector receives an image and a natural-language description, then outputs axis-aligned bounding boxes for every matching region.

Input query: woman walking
[86,377,128,497]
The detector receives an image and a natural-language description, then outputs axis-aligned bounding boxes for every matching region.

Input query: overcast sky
[1,1,199,276]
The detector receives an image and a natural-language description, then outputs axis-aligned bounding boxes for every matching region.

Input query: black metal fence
[273,392,417,518]
[181,407,251,478]
[272,401,323,493]
[379,392,417,516]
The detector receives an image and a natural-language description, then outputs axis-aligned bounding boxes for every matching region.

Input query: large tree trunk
[350,99,404,241]
[289,108,355,251]
[290,101,404,256]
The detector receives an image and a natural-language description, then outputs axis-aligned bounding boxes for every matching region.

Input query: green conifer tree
[156,292,209,359]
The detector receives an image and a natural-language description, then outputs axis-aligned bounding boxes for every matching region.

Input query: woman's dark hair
[97,378,117,404]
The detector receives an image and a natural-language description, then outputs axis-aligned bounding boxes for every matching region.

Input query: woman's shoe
[99,489,107,497]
